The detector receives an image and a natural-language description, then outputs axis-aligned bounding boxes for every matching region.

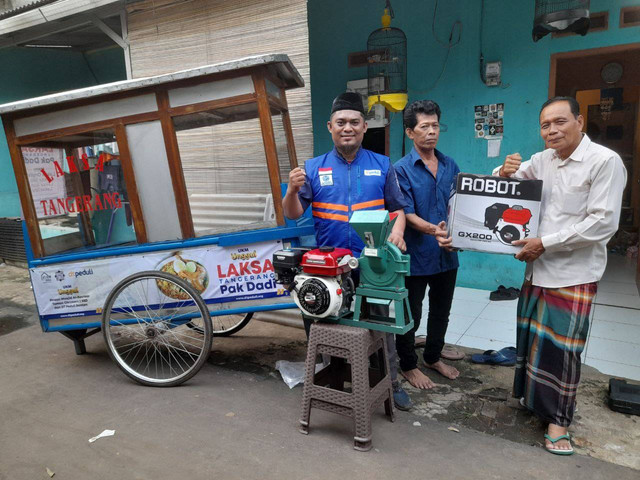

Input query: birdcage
[533,0,590,41]
[366,12,407,113]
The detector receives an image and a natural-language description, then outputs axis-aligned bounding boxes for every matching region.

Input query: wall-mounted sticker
[474,103,504,139]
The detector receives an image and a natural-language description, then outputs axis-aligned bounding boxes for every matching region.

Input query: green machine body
[338,210,414,334]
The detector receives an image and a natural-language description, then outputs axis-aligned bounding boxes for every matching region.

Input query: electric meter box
[484,61,501,86]
[447,173,543,254]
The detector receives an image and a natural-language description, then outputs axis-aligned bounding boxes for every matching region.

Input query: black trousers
[396,268,458,371]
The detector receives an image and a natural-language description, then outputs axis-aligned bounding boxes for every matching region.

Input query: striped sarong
[513,282,597,427]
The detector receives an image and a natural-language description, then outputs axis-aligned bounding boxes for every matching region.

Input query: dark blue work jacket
[395,147,459,276]
[297,147,406,257]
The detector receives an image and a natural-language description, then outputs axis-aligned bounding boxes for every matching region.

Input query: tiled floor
[415,254,640,381]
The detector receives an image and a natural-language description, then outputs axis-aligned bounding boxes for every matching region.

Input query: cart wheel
[188,312,253,337]
[499,225,520,244]
[102,271,212,387]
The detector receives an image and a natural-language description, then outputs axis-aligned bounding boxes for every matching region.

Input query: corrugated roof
[0,0,125,38]
[0,0,60,21]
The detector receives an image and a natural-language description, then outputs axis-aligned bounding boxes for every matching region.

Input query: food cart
[0,54,314,387]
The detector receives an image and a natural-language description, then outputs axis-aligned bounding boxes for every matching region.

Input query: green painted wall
[308,0,640,290]
[0,46,126,217]
[83,46,128,84]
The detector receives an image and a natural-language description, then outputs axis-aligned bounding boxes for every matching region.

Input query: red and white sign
[23,147,66,218]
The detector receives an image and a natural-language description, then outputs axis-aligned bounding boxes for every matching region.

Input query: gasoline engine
[273,247,357,319]
[273,210,414,335]
[484,203,533,245]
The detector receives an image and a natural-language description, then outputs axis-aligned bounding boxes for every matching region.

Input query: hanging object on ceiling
[532,0,590,42]
[367,1,407,113]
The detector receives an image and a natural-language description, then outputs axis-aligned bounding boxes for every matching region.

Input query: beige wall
[126,0,313,196]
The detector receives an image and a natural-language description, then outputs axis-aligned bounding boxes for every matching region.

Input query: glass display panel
[22,129,137,256]
[173,104,287,237]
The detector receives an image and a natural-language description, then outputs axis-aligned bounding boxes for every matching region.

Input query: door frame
[549,43,640,292]
[549,42,640,97]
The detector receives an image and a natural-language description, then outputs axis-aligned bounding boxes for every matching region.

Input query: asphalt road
[1,315,638,480]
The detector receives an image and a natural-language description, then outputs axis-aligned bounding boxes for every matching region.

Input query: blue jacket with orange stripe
[297,147,406,257]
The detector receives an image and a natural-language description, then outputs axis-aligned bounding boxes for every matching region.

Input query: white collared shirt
[493,134,627,288]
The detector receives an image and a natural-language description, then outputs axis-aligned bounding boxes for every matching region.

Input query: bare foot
[401,368,435,389]
[546,424,572,452]
[424,360,459,380]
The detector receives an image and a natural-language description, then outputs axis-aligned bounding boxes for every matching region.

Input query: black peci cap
[331,92,365,115]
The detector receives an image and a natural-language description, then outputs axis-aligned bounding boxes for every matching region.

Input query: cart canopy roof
[0,53,304,115]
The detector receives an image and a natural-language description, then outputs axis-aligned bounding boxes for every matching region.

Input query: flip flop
[544,433,574,455]
[470,347,516,366]
[489,285,520,301]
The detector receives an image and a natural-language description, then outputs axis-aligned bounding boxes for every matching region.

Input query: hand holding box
[447,174,543,254]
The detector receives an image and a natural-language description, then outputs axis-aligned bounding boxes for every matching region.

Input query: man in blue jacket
[394,100,461,389]
[283,92,412,410]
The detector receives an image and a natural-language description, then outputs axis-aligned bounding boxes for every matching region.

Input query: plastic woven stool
[299,322,394,451]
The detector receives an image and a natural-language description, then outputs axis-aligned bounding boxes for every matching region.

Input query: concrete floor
[430,254,640,381]
[0,264,638,479]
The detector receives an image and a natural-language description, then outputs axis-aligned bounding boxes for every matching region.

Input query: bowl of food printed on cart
[156,252,209,299]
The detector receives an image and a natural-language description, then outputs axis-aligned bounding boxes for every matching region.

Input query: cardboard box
[447,173,543,254]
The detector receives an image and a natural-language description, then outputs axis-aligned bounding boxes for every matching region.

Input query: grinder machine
[273,210,413,334]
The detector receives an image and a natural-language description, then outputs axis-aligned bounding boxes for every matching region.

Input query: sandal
[544,433,574,456]
[470,347,516,366]
[489,285,520,301]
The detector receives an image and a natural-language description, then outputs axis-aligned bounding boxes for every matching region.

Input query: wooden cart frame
[0,55,314,385]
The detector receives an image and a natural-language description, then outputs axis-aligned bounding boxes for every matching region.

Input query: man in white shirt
[495,97,626,455]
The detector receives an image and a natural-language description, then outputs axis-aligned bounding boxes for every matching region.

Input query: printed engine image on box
[448,174,543,254]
